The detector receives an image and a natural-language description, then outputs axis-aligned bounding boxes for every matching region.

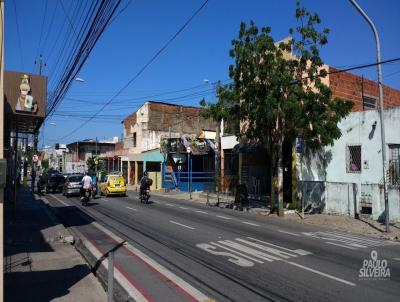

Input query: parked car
[62,174,84,197]
[45,174,66,193]
[100,174,127,197]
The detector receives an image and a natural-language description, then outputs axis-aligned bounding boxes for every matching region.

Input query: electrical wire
[35,0,48,63]
[54,0,210,141]
[12,0,25,70]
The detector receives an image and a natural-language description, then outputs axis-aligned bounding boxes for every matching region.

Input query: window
[389,144,400,185]
[133,132,137,148]
[389,144,400,161]
[363,96,376,110]
[346,145,361,173]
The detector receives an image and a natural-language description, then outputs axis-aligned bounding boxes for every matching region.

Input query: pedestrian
[31,170,36,192]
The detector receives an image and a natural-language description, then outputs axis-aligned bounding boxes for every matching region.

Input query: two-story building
[121,101,217,191]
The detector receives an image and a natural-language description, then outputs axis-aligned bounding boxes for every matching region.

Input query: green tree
[86,155,103,175]
[41,159,49,170]
[201,2,353,215]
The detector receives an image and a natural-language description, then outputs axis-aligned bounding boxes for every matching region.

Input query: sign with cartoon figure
[4,70,46,118]
[15,74,38,113]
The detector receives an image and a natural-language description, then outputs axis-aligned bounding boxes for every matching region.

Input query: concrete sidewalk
[4,186,107,302]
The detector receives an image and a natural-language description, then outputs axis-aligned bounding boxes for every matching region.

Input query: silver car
[62,174,83,197]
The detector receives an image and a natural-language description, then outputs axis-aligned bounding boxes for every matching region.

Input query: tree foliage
[201,2,353,154]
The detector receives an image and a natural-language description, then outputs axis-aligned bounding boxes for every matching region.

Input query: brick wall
[147,102,217,133]
[329,67,400,111]
[123,112,137,136]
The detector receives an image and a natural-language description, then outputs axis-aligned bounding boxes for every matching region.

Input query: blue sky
[6,0,400,148]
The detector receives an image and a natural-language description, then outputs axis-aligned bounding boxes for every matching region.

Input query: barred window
[389,144,400,161]
[346,145,361,173]
[363,96,376,110]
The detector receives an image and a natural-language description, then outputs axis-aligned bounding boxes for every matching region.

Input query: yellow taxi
[100,174,127,197]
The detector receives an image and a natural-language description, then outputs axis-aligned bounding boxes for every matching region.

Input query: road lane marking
[301,231,396,249]
[278,230,300,236]
[242,222,259,227]
[166,203,174,207]
[92,222,210,301]
[393,258,400,261]
[49,194,70,207]
[285,261,356,286]
[169,221,195,230]
[126,207,137,211]
[179,206,189,210]
[216,215,232,220]
[195,210,208,214]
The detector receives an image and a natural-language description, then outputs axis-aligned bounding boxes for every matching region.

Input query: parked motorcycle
[81,188,91,206]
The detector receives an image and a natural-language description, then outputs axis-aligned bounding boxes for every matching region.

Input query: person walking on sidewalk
[31,170,36,192]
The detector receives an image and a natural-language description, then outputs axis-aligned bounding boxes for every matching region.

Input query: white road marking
[197,236,313,268]
[49,194,70,207]
[242,222,259,227]
[169,221,195,230]
[246,237,311,256]
[179,206,189,210]
[278,230,300,236]
[195,210,208,214]
[393,258,400,261]
[92,222,210,301]
[302,231,394,249]
[326,242,357,250]
[126,207,137,211]
[166,203,174,207]
[285,261,356,286]
[216,215,232,220]
[210,242,264,263]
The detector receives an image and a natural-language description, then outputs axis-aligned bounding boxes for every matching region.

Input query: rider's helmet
[143,171,148,177]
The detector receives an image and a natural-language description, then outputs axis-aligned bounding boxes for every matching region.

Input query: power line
[54,0,210,141]
[35,0,48,64]
[12,0,24,70]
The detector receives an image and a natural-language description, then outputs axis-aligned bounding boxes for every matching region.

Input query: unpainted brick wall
[329,67,400,111]
[147,102,217,133]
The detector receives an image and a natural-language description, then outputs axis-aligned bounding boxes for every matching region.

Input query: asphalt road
[44,191,400,302]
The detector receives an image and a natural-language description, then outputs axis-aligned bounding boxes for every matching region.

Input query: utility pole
[34,54,46,75]
[95,138,98,177]
[349,0,389,232]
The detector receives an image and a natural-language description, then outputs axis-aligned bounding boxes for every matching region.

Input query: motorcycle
[81,188,91,206]
[91,183,97,199]
[140,187,150,204]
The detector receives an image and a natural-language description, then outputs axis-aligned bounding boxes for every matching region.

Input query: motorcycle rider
[140,171,151,199]
[81,172,93,201]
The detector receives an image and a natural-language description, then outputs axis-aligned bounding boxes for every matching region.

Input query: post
[188,152,192,199]
[108,250,114,302]
[349,0,389,232]
[95,138,98,177]
[215,121,221,204]
[301,152,304,219]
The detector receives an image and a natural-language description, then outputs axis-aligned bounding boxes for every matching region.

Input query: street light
[75,77,85,83]
[349,0,389,232]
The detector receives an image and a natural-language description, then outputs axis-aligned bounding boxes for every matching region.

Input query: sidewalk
[147,189,400,242]
[4,186,107,302]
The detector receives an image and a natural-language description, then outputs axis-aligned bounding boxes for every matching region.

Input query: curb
[38,194,131,301]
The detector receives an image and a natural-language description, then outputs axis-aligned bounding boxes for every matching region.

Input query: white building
[302,107,400,221]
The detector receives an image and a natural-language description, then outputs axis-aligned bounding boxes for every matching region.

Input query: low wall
[300,181,400,222]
